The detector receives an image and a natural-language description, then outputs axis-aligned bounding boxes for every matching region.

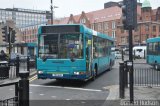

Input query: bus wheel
[108,62,112,71]
[92,68,97,81]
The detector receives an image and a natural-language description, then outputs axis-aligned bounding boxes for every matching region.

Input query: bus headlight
[38,71,43,74]
[74,72,80,75]
[74,72,85,75]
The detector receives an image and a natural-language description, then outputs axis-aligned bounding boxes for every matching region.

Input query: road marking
[39,94,44,96]
[29,75,37,82]
[30,84,102,92]
[66,99,71,100]
[51,96,56,98]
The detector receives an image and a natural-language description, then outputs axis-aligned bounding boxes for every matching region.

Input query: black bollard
[16,56,20,77]
[122,50,124,61]
[134,50,136,60]
[124,61,128,88]
[27,56,30,73]
[144,50,146,59]
[19,71,29,106]
[119,62,125,99]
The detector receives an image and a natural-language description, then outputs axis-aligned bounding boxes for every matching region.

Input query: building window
[145,24,149,31]
[98,23,102,31]
[112,21,116,29]
[104,22,108,30]
[80,18,86,24]
[112,31,116,38]
[68,20,74,24]
[153,26,156,32]
[121,27,124,33]
[121,37,125,44]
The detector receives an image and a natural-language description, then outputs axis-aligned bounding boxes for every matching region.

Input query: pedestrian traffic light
[1,26,9,42]
[11,30,16,43]
[122,0,137,30]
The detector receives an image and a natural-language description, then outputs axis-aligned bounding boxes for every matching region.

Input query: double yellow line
[29,71,38,82]
[29,75,37,82]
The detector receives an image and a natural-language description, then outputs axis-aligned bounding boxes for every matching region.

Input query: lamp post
[50,0,58,24]
[50,0,53,24]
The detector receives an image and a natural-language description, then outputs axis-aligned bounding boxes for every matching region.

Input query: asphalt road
[1,57,157,106]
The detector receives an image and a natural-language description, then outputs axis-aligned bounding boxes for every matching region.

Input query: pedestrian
[0,50,7,61]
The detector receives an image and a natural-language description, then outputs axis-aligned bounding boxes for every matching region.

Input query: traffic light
[11,30,16,43]
[1,26,9,42]
[122,0,137,30]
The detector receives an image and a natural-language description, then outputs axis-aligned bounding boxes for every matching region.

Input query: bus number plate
[52,74,63,77]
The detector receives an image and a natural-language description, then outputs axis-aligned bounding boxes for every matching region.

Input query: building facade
[55,0,160,48]
[117,0,160,48]
[0,8,51,43]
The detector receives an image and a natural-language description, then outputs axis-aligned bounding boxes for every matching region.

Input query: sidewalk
[103,85,160,106]
[0,70,37,85]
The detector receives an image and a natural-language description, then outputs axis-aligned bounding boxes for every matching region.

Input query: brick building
[55,0,160,48]
[117,0,160,48]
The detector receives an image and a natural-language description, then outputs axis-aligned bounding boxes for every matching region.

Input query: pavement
[103,85,160,106]
[0,69,37,85]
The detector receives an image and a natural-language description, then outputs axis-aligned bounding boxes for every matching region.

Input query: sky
[0,0,160,18]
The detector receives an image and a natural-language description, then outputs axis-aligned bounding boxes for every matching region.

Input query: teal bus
[37,24,114,81]
[147,37,160,70]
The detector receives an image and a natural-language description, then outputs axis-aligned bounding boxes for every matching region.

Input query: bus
[146,37,160,70]
[37,24,114,81]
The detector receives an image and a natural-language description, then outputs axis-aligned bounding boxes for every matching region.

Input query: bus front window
[39,34,83,59]
[59,34,83,59]
[39,34,58,59]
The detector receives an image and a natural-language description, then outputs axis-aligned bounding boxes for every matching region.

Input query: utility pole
[50,0,53,24]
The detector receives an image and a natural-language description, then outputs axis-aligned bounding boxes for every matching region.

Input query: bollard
[19,71,29,106]
[134,50,136,60]
[144,50,146,59]
[27,56,30,73]
[124,61,128,88]
[16,56,20,77]
[122,50,124,61]
[15,82,19,106]
[119,62,125,99]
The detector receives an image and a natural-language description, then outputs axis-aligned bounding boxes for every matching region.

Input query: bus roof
[38,24,114,42]
[147,37,160,43]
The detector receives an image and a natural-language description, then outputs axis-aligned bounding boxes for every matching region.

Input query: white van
[133,46,146,58]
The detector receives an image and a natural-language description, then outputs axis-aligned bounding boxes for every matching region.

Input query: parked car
[115,51,122,59]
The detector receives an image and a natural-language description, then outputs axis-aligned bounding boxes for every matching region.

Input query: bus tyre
[108,62,112,71]
[92,68,97,81]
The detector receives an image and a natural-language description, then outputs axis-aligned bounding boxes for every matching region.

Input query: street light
[50,0,58,24]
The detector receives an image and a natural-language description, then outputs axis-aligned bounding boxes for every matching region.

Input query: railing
[0,82,19,106]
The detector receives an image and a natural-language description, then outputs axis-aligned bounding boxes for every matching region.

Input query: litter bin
[0,61,10,79]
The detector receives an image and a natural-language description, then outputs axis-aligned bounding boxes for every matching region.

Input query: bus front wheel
[92,67,97,81]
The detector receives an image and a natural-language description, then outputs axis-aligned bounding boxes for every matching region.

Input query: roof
[142,0,151,8]
[67,6,122,24]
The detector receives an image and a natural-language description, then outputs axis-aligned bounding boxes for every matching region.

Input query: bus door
[86,35,93,76]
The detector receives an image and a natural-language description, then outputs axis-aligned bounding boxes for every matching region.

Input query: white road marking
[66,99,71,100]
[39,94,44,96]
[51,96,57,98]
[9,88,13,91]
[30,84,102,92]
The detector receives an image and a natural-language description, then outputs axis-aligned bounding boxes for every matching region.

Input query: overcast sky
[0,0,160,18]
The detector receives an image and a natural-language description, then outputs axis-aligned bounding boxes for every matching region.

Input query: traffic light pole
[128,27,134,103]
[8,28,12,55]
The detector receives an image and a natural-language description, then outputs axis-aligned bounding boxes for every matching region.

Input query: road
[1,57,157,106]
